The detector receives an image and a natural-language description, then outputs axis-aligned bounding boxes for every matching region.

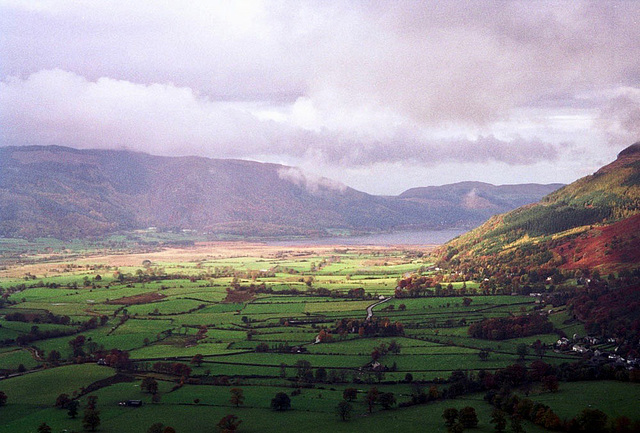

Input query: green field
[0,242,634,432]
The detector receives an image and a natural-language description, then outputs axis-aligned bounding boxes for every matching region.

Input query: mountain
[439,142,640,271]
[400,181,564,215]
[0,145,561,239]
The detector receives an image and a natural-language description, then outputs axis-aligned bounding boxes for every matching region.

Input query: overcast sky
[1,1,639,194]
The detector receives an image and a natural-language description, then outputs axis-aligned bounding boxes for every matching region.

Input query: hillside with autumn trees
[438,141,640,275]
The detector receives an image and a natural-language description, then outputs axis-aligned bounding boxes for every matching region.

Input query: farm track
[365,297,391,320]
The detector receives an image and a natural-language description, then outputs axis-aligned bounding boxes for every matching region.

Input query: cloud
[596,87,640,145]
[1,1,639,193]
[0,69,561,168]
[2,1,639,124]
[277,167,347,195]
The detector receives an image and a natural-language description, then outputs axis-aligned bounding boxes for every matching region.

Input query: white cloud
[277,167,347,195]
[1,1,639,193]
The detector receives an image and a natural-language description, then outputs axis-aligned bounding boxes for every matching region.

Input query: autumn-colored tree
[490,409,507,432]
[230,388,244,407]
[47,350,62,365]
[191,353,204,367]
[217,414,241,432]
[542,375,559,393]
[86,395,98,410]
[343,388,357,402]
[55,393,71,409]
[459,406,478,428]
[442,408,459,427]
[365,387,379,413]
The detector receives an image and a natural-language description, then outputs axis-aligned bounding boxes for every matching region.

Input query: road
[365,297,391,320]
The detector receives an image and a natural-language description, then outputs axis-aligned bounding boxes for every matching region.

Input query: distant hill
[400,181,564,214]
[439,142,640,271]
[0,145,561,239]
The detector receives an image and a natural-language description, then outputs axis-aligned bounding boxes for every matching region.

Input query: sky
[1,1,639,195]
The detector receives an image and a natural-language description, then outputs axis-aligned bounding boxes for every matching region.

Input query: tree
[141,377,159,395]
[270,392,291,411]
[37,423,52,433]
[336,401,353,421]
[443,408,459,427]
[542,375,559,393]
[343,388,357,402]
[46,349,62,365]
[575,408,608,433]
[230,388,244,407]
[294,360,312,380]
[217,414,242,432]
[365,387,379,413]
[490,409,507,432]
[510,415,525,433]
[191,353,204,367]
[459,406,478,428]
[86,395,98,410]
[478,349,490,361]
[55,393,71,409]
[82,408,101,432]
[378,392,396,410]
[315,367,327,382]
[516,343,528,361]
[0,391,7,406]
[67,400,79,418]
[448,423,465,433]
[532,340,546,358]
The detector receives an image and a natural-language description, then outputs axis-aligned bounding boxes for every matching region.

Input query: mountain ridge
[0,145,562,239]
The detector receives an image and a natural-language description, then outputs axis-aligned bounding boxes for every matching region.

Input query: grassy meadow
[0,241,634,432]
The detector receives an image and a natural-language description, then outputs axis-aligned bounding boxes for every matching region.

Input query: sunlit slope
[440,142,640,271]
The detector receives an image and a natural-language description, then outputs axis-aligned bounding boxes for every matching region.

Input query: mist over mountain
[0,145,562,239]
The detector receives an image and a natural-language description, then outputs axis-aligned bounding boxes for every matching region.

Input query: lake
[266,228,468,246]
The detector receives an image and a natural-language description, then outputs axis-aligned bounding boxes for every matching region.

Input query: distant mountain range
[440,142,640,271]
[0,145,562,239]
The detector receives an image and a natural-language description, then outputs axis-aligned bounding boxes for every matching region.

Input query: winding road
[365,297,391,320]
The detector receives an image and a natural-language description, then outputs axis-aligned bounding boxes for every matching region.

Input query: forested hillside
[438,142,640,273]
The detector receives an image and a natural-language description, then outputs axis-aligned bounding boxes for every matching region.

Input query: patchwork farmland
[0,242,635,432]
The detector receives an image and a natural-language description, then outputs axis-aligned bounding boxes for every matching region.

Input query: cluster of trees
[50,393,100,431]
[147,423,177,433]
[334,386,397,421]
[442,406,479,431]
[152,362,191,378]
[332,316,404,338]
[468,314,554,340]
[395,275,437,297]
[371,340,401,361]
[5,315,108,349]
[5,311,72,324]
[485,388,640,432]
[568,282,640,353]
